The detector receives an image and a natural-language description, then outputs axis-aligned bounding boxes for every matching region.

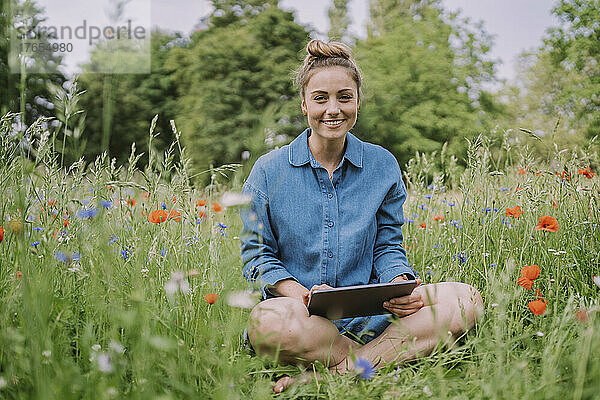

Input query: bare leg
[249,282,483,392]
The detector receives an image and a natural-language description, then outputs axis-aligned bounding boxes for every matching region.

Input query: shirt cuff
[378,266,415,283]
[259,268,296,299]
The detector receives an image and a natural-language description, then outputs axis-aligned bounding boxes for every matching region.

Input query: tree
[167,1,310,181]
[0,0,65,126]
[328,0,351,43]
[355,0,502,168]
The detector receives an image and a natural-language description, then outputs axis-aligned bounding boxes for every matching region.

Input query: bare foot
[271,371,313,393]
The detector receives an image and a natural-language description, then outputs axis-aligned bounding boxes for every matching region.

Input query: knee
[452,282,484,331]
[247,297,309,356]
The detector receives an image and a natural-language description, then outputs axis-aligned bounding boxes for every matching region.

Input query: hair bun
[306,39,351,61]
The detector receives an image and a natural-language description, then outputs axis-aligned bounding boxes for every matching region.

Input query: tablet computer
[307,280,418,320]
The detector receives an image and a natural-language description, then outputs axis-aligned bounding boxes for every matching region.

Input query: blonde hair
[294,39,363,100]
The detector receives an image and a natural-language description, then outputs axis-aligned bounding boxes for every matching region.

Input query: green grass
[1,114,599,399]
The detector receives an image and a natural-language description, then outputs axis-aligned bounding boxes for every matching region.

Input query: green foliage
[76,30,180,168]
[355,0,503,168]
[0,0,65,125]
[167,3,310,182]
[328,0,351,43]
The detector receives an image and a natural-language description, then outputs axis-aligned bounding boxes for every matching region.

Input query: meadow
[0,112,599,400]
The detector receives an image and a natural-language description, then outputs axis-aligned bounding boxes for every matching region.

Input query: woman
[240,39,483,393]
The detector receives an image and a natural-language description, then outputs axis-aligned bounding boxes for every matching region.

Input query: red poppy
[168,209,181,222]
[528,289,547,315]
[0,226,3,243]
[127,198,136,207]
[579,167,594,179]
[517,276,534,290]
[212,202,223,213]
[551,199,557,208]
[198,210,205,219]
[204,293,218,304]
[15,271,22,280]
[535,216,559,232]
[172,197,177,203]
[419,222,426,229]
[521,265,540,280]
[433,214,444,222]
[518,167,527,175]
[515,187,522,192]
[197,200,206,207]
[505,205,524,218]
[528,299,547,315]
[575,308,589,323]
[148,210,168,223]
[556,171,570,181]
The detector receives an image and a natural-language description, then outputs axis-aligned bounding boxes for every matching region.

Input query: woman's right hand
[302,284,334,307]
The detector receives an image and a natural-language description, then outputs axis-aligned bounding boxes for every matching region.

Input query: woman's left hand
[384,275,424,317]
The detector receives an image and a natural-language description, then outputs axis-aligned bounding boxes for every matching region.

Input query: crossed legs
[247,282,484,389]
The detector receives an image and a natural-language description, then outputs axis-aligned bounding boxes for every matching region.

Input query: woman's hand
[302,284,334,307]
[384,275,424,317]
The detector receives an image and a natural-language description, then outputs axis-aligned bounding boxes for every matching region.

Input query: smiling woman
[239,39,484,393]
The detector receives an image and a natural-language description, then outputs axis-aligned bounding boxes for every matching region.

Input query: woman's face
[301,66,359,144]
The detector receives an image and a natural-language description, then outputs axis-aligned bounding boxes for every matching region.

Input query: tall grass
[0,112,599,399]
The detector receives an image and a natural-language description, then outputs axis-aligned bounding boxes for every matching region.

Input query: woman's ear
[301,99,307,115]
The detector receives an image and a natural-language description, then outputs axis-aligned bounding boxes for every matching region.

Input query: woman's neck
[307,131,346,172]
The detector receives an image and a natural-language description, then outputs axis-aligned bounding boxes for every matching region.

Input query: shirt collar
[288,128,363,168]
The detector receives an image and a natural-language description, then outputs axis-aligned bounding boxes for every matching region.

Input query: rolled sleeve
[372,178,413,283]
[239,165,296,298]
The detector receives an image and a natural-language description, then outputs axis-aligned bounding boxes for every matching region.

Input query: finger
[388,295,422,305]
[416,278,423,286]
[273,376,293,393]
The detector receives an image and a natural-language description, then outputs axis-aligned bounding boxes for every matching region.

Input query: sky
[33,0,559,83]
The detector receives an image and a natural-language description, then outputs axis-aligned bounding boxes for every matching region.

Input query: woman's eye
[314,96,326,101]
[339,95,352,100]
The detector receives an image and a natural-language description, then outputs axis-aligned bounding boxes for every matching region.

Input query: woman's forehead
[306,67,357,92]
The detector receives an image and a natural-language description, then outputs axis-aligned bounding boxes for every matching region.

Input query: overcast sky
[34,0,558,82]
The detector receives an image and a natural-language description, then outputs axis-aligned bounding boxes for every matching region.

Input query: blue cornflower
[424,194,432,199]
[427,184,434,190]
[100,200,112,209]
[160,249,168,257]
[33,226,43,232]
[489,263,498,268]
[26,215,35,222]
[196,217,203,224]
[407,219,415,224]
[411,213,419,218]
[452,252,469,264]
[31,241,40,247]
[77,208,98,219]
[121,248,130,261]
[441,199,446,204]
[450,220,462,228]
[425,269,432,277]
[448,202,456,207]
[107,235,119,245]
[354,358,375,380]
[161,202,167,210]
[500,187,509,192]
[418,204,427,210]
[55,251,68,263]
[217,223,228,237]
[433,244,444,249]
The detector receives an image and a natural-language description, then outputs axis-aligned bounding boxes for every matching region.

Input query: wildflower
[518,167,526,175]
[141,268,149,278]
[160,249,168,258]
[424,194,432,200]
[535,216,559,232]
[221,192,252,207]
[33,226,43,232]
[505,205,524,218]
[8,220,23,234]
[452,252,468,264]
[517,265,540,290]
[107,235,119,245]
[196,199,206,207]
[31,241,40,247]
[433,214,444,222]
[77,208,98,219]
[0,226,3,243]
[427,184,434,190]
[212,202,223,213]
[55,250,81,265]
[419,222,426,229]
[575,308,589,323]
[167,209,181,222]
[120,248,130,261]
[500,187,509,192]
[127,198,136,207]
[448,202,456,207]
[100,200,112,209]
[148,210,168,223]
[97,353,114,373]
[16,271,22,279]
[406,219,415,224]
[204,293,219,304]
[161,202,167,210]
[556,170,570,181]
[354,358,375,380]
[226,290,260,309]
[450,220,461,228]
[418,204,427,210]
[578,167,594,179]
[165,271,191,295]
[528,290,547,315]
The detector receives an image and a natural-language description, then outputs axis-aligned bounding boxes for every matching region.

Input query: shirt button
[328,221,334,227]
[328,251,333,258]
[328,193,333,199]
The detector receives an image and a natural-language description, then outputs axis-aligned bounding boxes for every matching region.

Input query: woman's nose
[326,99,341,115]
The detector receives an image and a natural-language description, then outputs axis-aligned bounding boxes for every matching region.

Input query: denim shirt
[240,128,413,299]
